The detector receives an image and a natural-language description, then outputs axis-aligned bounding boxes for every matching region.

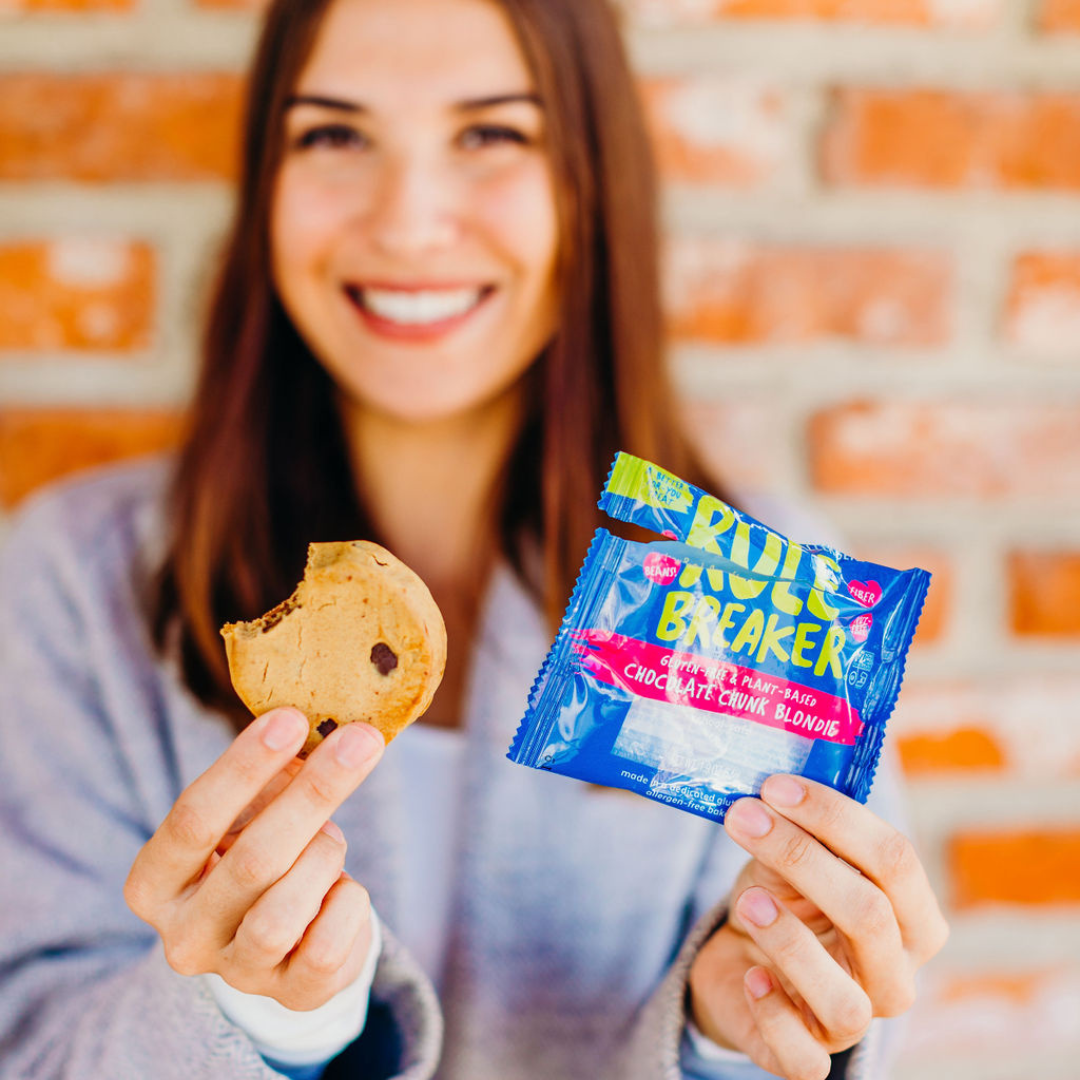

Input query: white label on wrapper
[613,697,814,794]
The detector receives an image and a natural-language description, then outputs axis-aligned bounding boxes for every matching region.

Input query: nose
[363,153,460,259]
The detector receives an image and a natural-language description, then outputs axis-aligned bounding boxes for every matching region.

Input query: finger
[726,797,912,1015]
[126,709,309,912]
[744,967,833,1080]
[735,887,872,1046]
[226,821,348,972]
[759,775,949,961]
[195,722,383,936]
[282,876,374,1010]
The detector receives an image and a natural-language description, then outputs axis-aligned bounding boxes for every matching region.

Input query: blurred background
[1,0,1078,1076]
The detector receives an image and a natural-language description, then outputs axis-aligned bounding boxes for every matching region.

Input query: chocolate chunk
[370,642,398,675]
[317,718,338,738]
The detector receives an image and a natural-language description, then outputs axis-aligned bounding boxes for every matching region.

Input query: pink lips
[343,283,495,342]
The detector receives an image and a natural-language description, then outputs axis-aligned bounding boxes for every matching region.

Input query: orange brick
[891,678,1080,780]
[0,408,185,508]
[822,89,1080,191]
[0,240,154,352]
[897,727,1006,774]
[808,400,1080,498]
[1005,252,1080,354]
[1041,0,1080,32]
[950,828,1080,906]
[665,240,950,346]
[1009,551,1080,637]
[0,74,243,183]
[620,0,997,27]
[641,78,788,188]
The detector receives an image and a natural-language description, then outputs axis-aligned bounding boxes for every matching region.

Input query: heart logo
[643,552,681,586]
[848,579,882,607]
[850,612,873,642]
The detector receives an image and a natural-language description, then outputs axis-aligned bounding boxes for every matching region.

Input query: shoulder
[1,456,174,601]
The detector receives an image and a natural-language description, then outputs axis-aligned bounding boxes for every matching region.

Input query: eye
[458,125,529,150]
[294,124,367,151]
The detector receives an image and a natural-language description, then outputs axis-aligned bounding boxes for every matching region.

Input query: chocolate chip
[317,718,338,738]
[370,642,398,675]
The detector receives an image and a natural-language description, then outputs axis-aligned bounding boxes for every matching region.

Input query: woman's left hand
[688,774,949,1080]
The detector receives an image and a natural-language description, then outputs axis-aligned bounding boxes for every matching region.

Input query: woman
[0,0,948,1077]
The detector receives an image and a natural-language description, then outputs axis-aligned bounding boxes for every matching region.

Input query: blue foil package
[507,455,931,824]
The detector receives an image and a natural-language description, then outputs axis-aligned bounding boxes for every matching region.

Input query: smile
[344,283,496,339]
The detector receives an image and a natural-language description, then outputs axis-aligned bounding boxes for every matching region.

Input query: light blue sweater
[0,460,900,1079]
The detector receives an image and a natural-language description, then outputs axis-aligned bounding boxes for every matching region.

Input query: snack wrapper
[507,454,930,823]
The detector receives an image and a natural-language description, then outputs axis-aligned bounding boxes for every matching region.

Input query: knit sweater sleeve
[0,476,441,1080]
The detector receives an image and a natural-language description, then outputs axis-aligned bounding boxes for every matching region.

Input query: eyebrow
[283,92,542,113]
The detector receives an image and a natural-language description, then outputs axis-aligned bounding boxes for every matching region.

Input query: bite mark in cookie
[221,541,446,755]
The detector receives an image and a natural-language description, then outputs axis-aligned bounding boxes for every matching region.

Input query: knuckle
[930,913,951,955]
[878,831,917,886]
[854,888,893,939]
[345,880,371,917]
[123,873,152,920]
[165,802,216,852]
[244,912,297,960]
[302,938,347,976]
[792,1055,831,1080]
[229,844,275,890]
[877,976,917,1018]
[816,791,848,835]
[299,768,341,811]
[833,989,873,1038]
[230,749,268,787]
[777,832,814,872]
[770,927,806,971]
[314,832,348,873]
[164,936,205,977]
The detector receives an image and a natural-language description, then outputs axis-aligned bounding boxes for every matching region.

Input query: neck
[337,389,522,595]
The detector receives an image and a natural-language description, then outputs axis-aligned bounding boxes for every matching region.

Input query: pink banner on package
[570,629,865,745]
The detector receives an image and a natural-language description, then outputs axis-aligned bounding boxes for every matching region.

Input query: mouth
[344,283,496,339]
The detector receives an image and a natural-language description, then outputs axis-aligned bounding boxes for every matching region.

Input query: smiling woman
[271,0,559,419]
[0,0,947,1078]
[156,0,694,722]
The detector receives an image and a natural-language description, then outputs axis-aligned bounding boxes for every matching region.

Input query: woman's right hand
[124,707,385,1011]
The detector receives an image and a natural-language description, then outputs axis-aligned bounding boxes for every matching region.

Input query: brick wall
[2,1,1078,1075]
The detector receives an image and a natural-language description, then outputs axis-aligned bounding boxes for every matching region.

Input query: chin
[339,376,516,426]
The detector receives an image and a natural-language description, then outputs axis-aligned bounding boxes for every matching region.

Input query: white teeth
[356,287,485,325]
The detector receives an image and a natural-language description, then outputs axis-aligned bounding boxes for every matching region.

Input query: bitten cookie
[221,541,447,755]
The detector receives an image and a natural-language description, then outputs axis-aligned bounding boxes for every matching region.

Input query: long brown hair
[152,0,713,725]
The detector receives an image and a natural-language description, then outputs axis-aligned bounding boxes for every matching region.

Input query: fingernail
[763,775,806,808]
[262,709,306,751]
[334,723,384,768]
[320,819,345,843]
[729,799,773,839]
[739,888,779,928]
[745,966,773,1000]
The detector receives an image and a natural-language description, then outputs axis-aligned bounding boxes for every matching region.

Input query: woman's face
[271,0,560,424]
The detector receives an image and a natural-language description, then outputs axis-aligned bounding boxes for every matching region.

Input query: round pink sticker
[643,552,681,586]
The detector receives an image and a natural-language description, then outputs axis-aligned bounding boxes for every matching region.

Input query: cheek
[476,162,559,295]
[271,167,354,289]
